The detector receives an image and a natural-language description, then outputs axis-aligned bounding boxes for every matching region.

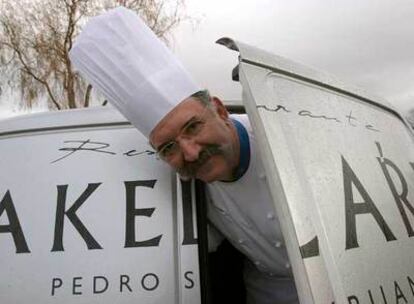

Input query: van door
[219,38,414,303]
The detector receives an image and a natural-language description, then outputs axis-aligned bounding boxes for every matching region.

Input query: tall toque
[69,6,200,137]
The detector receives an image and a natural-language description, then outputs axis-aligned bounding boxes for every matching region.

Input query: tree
[0,0,185,111]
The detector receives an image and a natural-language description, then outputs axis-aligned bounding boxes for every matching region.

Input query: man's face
[149,96,239,183]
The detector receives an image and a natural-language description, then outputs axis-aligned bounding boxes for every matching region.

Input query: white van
[1,38,414,303]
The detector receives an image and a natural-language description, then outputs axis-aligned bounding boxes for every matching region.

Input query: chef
[69,7,298,304]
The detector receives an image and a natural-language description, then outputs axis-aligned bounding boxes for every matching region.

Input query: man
[150,90,298,303]
[70,7,298,304]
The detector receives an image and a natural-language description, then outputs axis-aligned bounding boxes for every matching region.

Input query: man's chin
[178,174,210,183]
[177,172,213,183]
[196,161,228,183]
[178,174,193,181]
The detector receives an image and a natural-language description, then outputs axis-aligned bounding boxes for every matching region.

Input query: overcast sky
[0,0,413,119]
[172,0,414,115]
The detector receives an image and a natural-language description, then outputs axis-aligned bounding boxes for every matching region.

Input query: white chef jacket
[206,114,298,304]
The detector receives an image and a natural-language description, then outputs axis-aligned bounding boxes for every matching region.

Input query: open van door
[218,38,414,303]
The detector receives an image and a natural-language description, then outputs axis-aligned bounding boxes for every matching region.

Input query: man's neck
[221,118,250,182]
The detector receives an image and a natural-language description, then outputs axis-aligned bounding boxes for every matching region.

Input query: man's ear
[211,96,229,120]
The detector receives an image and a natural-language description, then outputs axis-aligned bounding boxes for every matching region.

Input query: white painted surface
[235,41,414,303]
[0,108,200,304]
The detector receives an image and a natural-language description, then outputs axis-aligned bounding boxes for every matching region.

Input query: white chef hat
[69,6,200,137]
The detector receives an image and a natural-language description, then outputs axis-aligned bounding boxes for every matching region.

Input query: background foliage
[0,0,185,110]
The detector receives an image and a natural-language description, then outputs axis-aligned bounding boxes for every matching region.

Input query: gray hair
[191,90,211,106]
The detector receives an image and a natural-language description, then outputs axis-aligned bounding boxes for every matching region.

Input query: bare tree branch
[0,0,187,111]
[84,84,92,107]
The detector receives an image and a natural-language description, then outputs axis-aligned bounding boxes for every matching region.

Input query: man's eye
[184,121,203,135]
[160,142,176,157]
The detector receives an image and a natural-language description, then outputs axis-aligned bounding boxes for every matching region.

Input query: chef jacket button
[267,212,275,220]
[254,261,261,266]
[285,262,291,269]
[274,241,282,248]
[238,239,245,244]
[259,172,266,179]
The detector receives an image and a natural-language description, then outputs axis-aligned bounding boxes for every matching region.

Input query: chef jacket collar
[226,118,250,182]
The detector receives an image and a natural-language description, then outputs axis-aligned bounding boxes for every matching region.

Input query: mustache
[178,144,223,180]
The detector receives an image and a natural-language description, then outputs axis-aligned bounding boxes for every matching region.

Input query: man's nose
[179,138,201,162]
